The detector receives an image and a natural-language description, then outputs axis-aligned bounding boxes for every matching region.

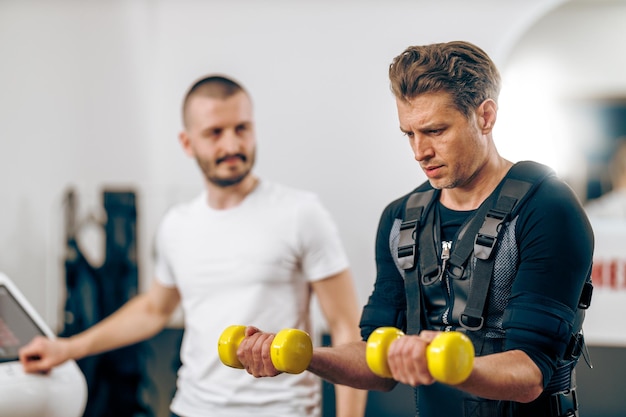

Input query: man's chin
[427,178,443,190]
[209,174,248,188]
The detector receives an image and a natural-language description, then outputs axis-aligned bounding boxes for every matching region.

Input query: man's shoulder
[382,181,433,218]
[258,181,320,206]
[528,174,578,205]
[160,192,206,224]
[515,173,589,232]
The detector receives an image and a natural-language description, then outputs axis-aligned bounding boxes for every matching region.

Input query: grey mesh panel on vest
[483,216,519,339]
[390,218,406,280]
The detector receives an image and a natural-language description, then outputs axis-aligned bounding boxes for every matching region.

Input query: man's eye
[203,129,221,139]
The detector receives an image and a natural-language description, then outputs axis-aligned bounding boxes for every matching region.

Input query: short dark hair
[181,75,249,127]
[388,41,501,117]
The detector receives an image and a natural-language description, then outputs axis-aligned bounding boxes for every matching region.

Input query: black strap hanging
[459,164,555,330]
[459,179,533,330]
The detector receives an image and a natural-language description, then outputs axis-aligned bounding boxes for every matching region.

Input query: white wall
[0,0,567,331]
[497,0,626,196]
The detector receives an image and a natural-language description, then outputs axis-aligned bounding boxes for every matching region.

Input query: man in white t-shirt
[19,75,367,417]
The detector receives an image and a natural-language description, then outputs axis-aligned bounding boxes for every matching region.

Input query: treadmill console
[0,272,87,417]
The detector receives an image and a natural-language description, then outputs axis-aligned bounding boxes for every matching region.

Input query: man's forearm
[457,349,544,403]
[68,294,169,359]
[309,341,397,392]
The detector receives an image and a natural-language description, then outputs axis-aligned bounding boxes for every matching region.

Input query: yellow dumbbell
[217,325,313,374]
[365,327,474,385]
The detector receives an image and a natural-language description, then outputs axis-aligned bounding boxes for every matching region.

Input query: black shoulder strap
[398,184,438,335]
[397,184,438,270]
[459,161,555,330]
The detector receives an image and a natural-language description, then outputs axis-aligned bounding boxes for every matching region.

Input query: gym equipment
[218,325,313,374]
[61,189,152,417]
[0,272,87,417]
[366,327,474,385]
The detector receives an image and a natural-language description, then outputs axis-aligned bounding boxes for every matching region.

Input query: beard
[429,177,459,190]
[196,150,256,188]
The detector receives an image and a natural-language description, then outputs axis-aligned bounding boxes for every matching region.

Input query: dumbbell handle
[217,325,313,374]
[366,327,474,385]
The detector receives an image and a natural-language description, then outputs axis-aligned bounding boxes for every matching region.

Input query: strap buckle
[578,281,593,309]
[550,389,578,417]
[397,220,418,270]
[459,313,484,331]
[565,332,584,360]
[474,209,507,260]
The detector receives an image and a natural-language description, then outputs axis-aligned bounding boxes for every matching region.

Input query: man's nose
[221,129,241,152]
[411,135,434,162]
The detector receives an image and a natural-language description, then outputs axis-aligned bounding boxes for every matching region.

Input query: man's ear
[477,99,498,133]
[178,131,194,157]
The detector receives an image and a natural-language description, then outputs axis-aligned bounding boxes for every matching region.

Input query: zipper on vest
[437,240,451,281]
[440,240,453,328]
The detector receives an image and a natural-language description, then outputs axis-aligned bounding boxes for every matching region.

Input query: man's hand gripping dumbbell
[366,327,475,385]
[218,325,313,375]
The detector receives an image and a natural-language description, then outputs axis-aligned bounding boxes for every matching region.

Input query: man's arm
[459,349,543,402]
[310,269,368,417]
[20,279,180,373]
[309,329,543,403]
[385,330,543,403]
[308,340,397,392]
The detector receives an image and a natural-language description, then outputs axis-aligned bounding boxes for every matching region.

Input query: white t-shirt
[154,181,349,417]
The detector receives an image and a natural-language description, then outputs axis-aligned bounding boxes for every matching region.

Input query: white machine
[0,272,87,417]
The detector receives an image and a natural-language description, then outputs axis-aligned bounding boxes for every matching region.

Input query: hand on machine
[218,325,313,374]
[366,327,475,385]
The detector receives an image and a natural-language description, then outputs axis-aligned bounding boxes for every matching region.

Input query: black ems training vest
[397,161,593,417]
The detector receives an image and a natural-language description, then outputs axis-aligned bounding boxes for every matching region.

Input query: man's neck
[206,175,259,210]
[440,157,513,211]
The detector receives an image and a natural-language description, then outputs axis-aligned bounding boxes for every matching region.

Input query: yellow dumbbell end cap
[365,327,405,379]
[426,331,474,385]
[218,325,247,369]
[270,329,313,374]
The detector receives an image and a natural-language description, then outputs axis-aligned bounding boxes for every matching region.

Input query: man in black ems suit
[237,40,594,417]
